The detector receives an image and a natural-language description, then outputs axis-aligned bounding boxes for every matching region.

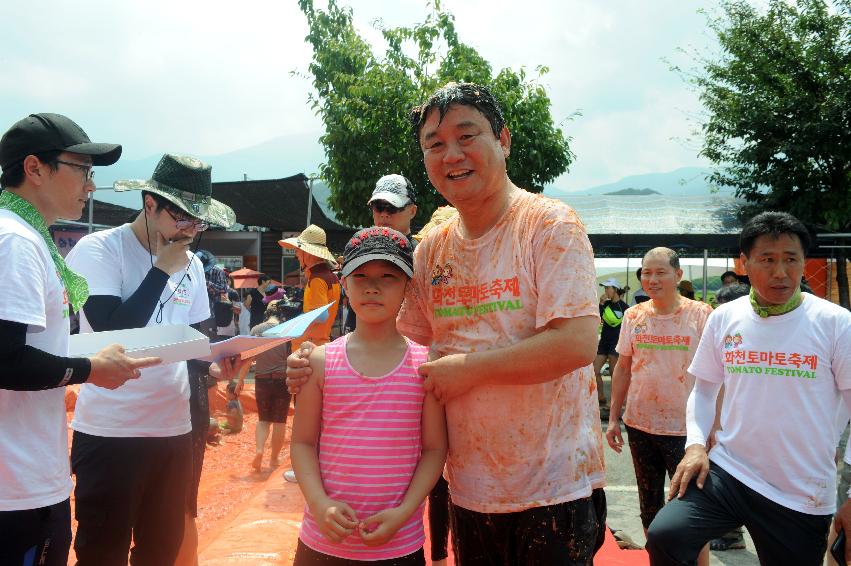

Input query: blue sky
[0,0,721,190]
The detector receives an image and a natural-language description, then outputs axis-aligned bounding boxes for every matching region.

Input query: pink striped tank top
[298,333,429,560]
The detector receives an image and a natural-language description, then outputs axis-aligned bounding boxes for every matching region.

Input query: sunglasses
[56,160,95,183]
[369,201,408,215]
[164,207,210,231]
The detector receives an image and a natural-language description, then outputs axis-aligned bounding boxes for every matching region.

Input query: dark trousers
[646,462,832,565]
[428,475,450,561]
[293,539,425,565]
[449,491,606,566]
[625,424,686,529]
[0,498,71,566]
[71,431,193,566]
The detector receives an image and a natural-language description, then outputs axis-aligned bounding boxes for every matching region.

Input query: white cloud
[0,0,718,188]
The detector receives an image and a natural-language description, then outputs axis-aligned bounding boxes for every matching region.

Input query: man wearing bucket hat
[66,154,239,565]
[605,248,713,564]
[594,278,629,418]
[0,113,161,566]
[279,224,341,352]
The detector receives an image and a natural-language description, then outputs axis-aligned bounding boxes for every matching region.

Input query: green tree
[689,0,851,308]
[297,0,574,228]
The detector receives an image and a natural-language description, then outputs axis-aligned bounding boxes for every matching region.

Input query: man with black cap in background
[0,113,159,566]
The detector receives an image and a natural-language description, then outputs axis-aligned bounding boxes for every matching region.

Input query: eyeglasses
[163,207,209,231]
[369,201,408,215]
[56,160,94,183]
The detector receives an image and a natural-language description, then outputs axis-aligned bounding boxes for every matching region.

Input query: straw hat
[278,224,336,262]
[413,206,458,242]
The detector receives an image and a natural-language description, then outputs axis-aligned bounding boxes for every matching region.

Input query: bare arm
[605,354,632,452]
[360,393,448,546]
[418,315,598,403]
[290,345,359,542]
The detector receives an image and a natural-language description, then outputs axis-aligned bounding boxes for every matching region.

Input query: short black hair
[409,82,506,144]
[716,283,750,304]
[0,149,62,189]
[635,267,642,279]
[721,270,739,282]
[643,248,680,270]
[740,212,810,257]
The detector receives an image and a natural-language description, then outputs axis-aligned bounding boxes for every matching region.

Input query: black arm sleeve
[83,267,170,332]
[187,322,213,376]
[0,319,91,391]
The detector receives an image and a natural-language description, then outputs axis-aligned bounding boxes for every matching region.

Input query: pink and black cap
[342,227,414,278]
[0,113,121,170]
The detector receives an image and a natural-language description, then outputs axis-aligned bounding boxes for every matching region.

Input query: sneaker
[283,469,298,483]
[709,529,746,551]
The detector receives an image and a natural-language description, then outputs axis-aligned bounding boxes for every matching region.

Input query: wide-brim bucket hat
[113,153,236,228]
[279,224,336,262]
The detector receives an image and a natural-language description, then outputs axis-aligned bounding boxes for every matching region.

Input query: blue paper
[261,302,335,338]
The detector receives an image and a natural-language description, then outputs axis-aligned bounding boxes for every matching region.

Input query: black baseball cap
[0,113,122,170]
[342,227,414,278]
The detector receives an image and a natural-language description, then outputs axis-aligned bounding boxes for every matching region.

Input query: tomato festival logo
[431,264,454,286]
[724,332,743,350]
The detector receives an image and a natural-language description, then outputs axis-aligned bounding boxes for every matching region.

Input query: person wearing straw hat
[278,224,341,484]
[594,277,629,418]
[278,224,341,351]
[65,153,241,566]
[0,113,161,566]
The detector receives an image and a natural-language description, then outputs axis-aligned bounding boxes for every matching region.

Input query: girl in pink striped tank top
[291,227,447,566]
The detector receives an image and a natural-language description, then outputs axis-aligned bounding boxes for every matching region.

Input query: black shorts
[293,539,425,565]
[255,378,292,423]
[450,495,604,565]
[597,337,619,356]
[71,431,192,566]
[0,498,71,566]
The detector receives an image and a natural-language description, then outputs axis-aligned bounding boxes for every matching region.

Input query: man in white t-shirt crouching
[646,211,851,565]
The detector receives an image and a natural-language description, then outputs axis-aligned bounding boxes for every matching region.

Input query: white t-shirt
[67,224,209,437]
[689,294,851,515]
[237,301,250,335]
[398,190,605,513]
[0,210,74,511]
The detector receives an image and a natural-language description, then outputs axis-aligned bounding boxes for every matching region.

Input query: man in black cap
[0,113,159,566]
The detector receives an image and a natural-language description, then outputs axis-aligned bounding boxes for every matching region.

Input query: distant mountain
[92,133,325,209]
[603,188,661,196]
[544,167,735,198]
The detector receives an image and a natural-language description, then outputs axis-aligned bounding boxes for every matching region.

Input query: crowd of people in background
[1,82,849,566]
